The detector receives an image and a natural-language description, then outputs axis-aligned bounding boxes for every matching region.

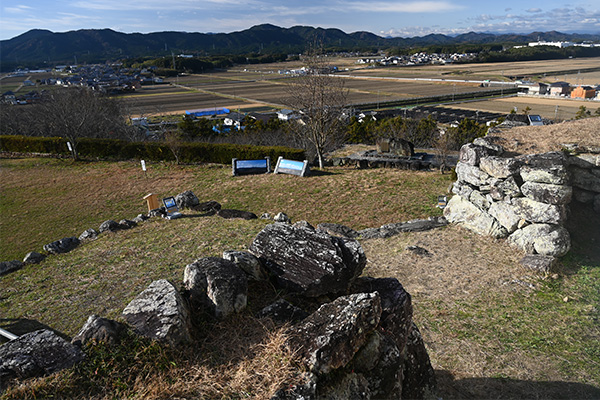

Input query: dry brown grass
[492,116,600,154]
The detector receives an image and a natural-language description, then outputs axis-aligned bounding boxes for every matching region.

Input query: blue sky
[1,0,599,40]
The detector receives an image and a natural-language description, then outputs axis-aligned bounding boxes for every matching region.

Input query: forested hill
[1,24,599,69]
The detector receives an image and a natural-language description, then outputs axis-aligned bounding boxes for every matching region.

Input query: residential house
[519,82,548,95]
[223,112,246,130]
[570,86,596,99]
[549,81,571,96]
[1,91,17,104]
[277,109,299,121]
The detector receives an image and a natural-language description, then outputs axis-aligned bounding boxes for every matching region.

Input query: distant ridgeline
[2,25,600,70]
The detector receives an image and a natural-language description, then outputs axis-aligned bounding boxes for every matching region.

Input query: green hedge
[0,135,305,165]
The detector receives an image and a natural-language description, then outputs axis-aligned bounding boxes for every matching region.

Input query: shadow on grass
[435,369,600,399]
[0,318,70,344]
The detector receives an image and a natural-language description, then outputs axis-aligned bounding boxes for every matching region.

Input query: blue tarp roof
[185,107,230,117]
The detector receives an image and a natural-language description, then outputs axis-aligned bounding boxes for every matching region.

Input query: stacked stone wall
[444,137,600,258]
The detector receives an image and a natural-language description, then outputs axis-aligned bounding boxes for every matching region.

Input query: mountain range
[2,24,600,69]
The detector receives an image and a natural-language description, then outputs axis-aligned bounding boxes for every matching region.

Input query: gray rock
[491,175,523,199]
[122,279,192,346]
[570,166,600,193]
[473,136,504,155]
[443,196,508,238]
[23,252,45,265]
[78,228,98,241]
[479,156,520,178]
[519,152,569,185]
[118,219,137,229]
[274,212,292,223]
[455,162,491,187]
[260,212,271,220]
[0,260,23,275]
[520,181,572,205]
[222,250,268,281]
[595,194,600,213]
[511,197,567,225]
[452,180,476,199]
[488,201,521,233]
[405,245,431,257]
[288,292,382,374]
[217,209,258,220]
[519,255,558,274]
[508,223,571,257]
[43,237,80,255]
[183,257,248,319]
[256,299,309,323]
[99,219,122,233]
[0,329,84,385]
[401,323,436,400]
[249,222,366,297]
[318,372,372,400]
[175,190,200,210]
[317,223,359,239]
[568,153,599,169]
[72,315,126,347]
[459,143,492,166]
[469,190,491,210]
[351,277,413,352]
[351,331,402,398]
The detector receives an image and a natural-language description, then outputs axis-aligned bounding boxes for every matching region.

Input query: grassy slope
[1,156,599,399]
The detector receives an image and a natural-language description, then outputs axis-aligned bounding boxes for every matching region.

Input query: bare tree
[38,87,131,159]
[284,49,348,168]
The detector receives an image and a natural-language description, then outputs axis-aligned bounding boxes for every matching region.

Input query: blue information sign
[232,157,271,176]
[274,156,310,177]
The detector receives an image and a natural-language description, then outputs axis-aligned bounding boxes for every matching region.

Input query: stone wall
[444,137,600,259]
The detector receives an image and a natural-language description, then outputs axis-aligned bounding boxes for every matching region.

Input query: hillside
[2,25,600,68]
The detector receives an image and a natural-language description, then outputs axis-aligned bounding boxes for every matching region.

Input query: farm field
[439,95,598,120]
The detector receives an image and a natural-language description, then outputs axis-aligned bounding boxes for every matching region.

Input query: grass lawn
[0,156,598,399]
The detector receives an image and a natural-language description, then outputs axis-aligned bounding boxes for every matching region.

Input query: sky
[1,0,599,41]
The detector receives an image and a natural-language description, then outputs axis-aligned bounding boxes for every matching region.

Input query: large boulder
[473,136,504,155]
[183,257,248,319]
[443,196,508,239]
[175,190,200,210]
[455,162,491,187]
[508,223,571,257]
[401,323,436,400]
[490,175,523,200]
[256,299,309,324]
[248,222,366,297]
[520,181,572,205]
[459,143,493,166]
[0,329,84,385]
[122,279,193,346]
[288,292,382,374]
[519,152,569,185]
[358,217,448,240]
[192,200,222,214]
[351,277,413,352]
[511,197,567,225]
[71,315,127,347]
[479,156,521,178]
[43,237,80,255]
[488,201,521,233]
[222,250,268,281]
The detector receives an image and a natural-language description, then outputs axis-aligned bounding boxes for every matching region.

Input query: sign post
[141,159,147,178]
[274,157,310,177]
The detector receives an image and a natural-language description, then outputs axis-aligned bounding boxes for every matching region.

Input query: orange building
[571,86,596,99]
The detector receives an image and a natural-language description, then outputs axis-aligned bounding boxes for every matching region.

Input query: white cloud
[346,1,463,13]
[526,8,542,13]
[4,5,33,13]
